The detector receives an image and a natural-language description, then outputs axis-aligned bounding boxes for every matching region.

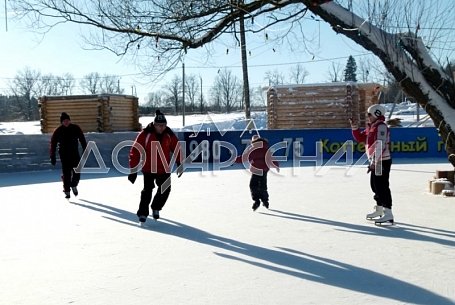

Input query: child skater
[235,135,280,211]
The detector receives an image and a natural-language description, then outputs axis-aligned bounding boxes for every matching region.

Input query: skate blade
[139,222,147,228]
[374,220,394,226]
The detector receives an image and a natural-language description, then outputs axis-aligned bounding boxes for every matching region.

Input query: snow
[0,103,436,135]
[1,159,455,304]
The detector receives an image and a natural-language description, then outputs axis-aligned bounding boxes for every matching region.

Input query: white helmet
[367,104,386,118]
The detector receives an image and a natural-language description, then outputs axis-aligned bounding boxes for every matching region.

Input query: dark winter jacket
[235,138,279,174]
[129,123,182,174]
[352,115,391,165]
[49,124,87,159]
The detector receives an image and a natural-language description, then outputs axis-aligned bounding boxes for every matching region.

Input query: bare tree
[289,64,310,84]
[264,69,286,86]
[100,74,124,94]
[39,74,60,96]
[210,69,242,113]
[39,73,76,95]
[251,86,267,108]
[164,74,182,115]
[7,67,41,121]
[185,74,199,113]
[325,62,344,82]
[357,58,372,83]
[80,72,102,94]
[145,91,168,110]
[10,0,455,163]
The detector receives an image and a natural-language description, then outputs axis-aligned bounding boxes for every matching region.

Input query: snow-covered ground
[1,159,455,304]
[0,102,435,135]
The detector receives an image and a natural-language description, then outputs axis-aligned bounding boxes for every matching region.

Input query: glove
[128,173,137,184]
[176,163,184,178]
[50,155,56,165]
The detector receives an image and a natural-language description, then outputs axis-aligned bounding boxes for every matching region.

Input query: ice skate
[252,200,260,211]
[152,210,160,220]
[138,215,147,227]
[375,208,394,225]
[262,201,269,209]
[71,186,78,196]
[366,205,384,219]
[64,191,71,199]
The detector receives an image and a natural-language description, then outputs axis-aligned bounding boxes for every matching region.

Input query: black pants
[250,172,269,203]
[370,159,392,209]
[137,172,171,217]
[60,156,81,192]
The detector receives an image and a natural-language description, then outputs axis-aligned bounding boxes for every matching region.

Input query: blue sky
[0,4,380,104]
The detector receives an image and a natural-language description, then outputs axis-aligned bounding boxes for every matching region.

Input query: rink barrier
[0,127,447,174]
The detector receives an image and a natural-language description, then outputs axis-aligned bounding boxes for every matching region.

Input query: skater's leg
[71,156,81,187]
[151,173,171,211]
[259,172,269,207]
[373,159,392,209]
[250,174,261,210]
[60,159,72,193]
[370,169,382,206]
[137,173,155,217]
[249,174,262,202]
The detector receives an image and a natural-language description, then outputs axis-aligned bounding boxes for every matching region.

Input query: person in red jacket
[350,104,393,225]
[128,110,183,223]
[49,112,87,199]
[235,135,279,211]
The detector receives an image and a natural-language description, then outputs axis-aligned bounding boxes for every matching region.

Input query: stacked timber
[39,94,142,133]
[266,82,383,129]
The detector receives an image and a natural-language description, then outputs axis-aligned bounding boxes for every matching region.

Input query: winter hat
[367,104,386,119]
[60,112,71,123]
[154,110,167,125]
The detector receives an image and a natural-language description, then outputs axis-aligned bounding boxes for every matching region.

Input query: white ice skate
[375,208,394,225]
[366,205,384,220]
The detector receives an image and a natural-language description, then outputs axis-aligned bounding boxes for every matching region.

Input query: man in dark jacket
[50,112,87,199]
[128,110,183,223]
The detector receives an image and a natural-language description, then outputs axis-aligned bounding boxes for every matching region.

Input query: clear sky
[0,2,385,105]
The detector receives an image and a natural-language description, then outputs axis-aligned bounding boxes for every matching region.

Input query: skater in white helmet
[349,104,393,225]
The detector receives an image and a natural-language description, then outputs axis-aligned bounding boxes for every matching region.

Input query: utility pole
[5,0,7,32]
[239,3,251,125]
[199,75,203,114]
[182,62,185,127]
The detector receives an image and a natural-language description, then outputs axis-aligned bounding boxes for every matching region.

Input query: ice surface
[1,160,455,304]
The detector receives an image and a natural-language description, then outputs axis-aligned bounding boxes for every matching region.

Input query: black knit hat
[60,112,71,123]
[154,110,167,125]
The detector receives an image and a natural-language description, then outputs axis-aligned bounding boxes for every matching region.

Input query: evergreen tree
[343,55,358,82]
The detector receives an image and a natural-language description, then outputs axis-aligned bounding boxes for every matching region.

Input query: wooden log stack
[39,94,142,133]
[266,82,383,129]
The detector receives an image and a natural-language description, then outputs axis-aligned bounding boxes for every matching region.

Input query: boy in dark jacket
[235,135,279,211]
[49,112,87,199]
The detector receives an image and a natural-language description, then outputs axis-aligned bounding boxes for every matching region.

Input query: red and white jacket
[129,124,182,174]
[352,116,391,165]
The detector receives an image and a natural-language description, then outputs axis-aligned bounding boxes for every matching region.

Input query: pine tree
[343,55,358,82]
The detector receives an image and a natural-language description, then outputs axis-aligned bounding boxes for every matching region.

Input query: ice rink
[1,159,455,305]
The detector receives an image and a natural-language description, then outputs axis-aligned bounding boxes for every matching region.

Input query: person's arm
[49,128,59,165]
[77,125,87,152]
[350,118,367,143]
[129,132,145,170]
